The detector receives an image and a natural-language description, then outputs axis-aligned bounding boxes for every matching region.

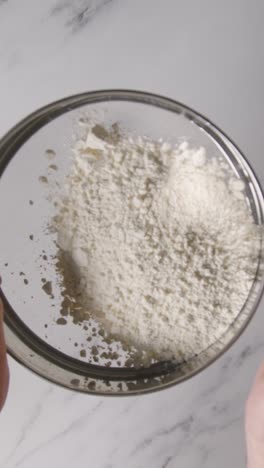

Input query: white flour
[55,122,260,361]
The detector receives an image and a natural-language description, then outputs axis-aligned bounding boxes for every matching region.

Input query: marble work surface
[0,1,264,467]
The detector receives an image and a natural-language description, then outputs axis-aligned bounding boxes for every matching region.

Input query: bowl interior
[0,91,263,395]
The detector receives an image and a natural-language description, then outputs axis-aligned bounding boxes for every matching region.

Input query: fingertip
[0,274,3,319]
[0,298,3,322]
[0,358,9,412]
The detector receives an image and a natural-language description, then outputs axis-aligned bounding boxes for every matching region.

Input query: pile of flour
[55,121,260,361]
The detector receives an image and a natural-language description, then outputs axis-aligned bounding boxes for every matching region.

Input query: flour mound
[55,122,260,361]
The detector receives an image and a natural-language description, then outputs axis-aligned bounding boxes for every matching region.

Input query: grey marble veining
[50,0,114,32]
[0,0,264,467]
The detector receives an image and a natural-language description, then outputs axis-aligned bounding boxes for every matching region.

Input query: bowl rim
[1,89,264,396]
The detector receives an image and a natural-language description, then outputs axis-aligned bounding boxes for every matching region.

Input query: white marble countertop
[0,1,264,467]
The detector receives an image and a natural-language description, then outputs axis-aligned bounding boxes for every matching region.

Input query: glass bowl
[0,90,263,396]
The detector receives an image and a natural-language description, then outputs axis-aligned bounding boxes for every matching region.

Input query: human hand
[0,298,9,410]
[246,362,264,468]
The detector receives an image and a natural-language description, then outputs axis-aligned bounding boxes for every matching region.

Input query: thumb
[0,298,9,410]
[246,362,264,468]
